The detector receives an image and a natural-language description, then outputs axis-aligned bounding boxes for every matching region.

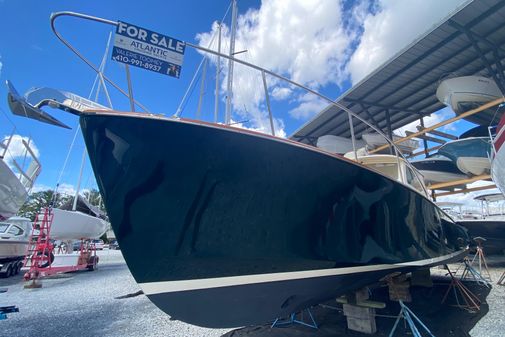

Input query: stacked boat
[436,75,503,125]
[411,126,493,186]
[362,133,419,155]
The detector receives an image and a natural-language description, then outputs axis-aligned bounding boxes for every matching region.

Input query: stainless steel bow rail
[47,11,429,196]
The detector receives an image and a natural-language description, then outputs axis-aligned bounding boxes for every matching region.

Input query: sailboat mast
[214,22,222,123]
[72,148,87,211]
[196,58,208,119]
[225,0,237,124]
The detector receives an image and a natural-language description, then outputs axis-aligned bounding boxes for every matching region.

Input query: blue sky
[1,0,490,207]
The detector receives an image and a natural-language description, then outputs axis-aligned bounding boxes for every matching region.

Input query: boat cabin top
[345,153,426,194]
[0,217,31,240]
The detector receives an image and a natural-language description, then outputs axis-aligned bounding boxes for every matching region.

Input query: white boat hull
[418,170,467,185]
[362,133,419,153]
[457,157,491,176]
[436,76,502,114]
[0,160,28,220]
[0,240,28,259]
[0,217,31,259]
[50,208,108,240]
[316,135,365,154]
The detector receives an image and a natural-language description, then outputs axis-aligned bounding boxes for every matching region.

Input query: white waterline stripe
[140,250,465,295]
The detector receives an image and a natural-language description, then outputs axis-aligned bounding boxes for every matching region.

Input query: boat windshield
[366,162,399,181]
[7,225,24,236]
[0,223,9,233]
[406,166,425,192]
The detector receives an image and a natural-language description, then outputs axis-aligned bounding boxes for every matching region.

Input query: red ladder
[23,207,55,280]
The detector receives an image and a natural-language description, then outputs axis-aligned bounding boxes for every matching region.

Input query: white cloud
[438,180,501,212]
[348,0,467,84]
[229,118,286,138]
[32,183,94,201]
[1,134,40,174]
[394,107,455,137]
[0,55,2,76]
[271,87,292,101]
[195,0,469,129]
[55,183,77,197]
[31,184,53,193]
[289,93,327,120]
[196,0,353,128]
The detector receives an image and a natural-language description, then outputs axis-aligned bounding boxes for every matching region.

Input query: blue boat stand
[0,288,19,320]
[388,300,434,337]
[271,307,318,329]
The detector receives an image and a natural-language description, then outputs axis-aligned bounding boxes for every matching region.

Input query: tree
[17,190,71,221]
[83,188,105,211]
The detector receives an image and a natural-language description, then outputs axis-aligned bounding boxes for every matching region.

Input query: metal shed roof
[291,0,505,144]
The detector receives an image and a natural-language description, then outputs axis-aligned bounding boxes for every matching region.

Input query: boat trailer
[23,207,99,287]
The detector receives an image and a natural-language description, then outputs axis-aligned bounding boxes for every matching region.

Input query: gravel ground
[1,251,504,336]
[0,250,231,337]
[467,256,505,337]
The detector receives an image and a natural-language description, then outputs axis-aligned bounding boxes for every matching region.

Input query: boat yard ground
[1,250,504,337]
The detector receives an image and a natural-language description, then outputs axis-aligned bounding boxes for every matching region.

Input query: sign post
[112,21,185,78]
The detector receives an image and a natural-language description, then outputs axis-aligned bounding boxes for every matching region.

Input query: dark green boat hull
[80,113,467,328]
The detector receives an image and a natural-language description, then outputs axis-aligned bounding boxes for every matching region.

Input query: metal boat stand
[0,305,18,320]
[464,237,493,282]
[441,265,481,312]
[459,259,492,287]
[0,288,19,320]
[388,300,435,337]
[381,273,435,337]
[271,307,318,329]
[497,270,505,285]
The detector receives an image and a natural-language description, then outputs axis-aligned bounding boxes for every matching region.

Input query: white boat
[457,157,491,176]
[0,217,31,259]
[411,154,467,185]
[49,196,109,240]
[0,133,41,220]
[436,75,502,114]
[50,209,108,240]
[438,137,492,176]
[362,133,419,154]
[316,135,365,154]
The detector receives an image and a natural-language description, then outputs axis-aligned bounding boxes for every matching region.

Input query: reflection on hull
[80,113,468,328]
